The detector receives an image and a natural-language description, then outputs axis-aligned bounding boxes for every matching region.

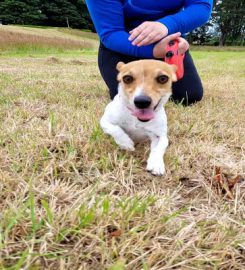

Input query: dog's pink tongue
[132,108,155,121]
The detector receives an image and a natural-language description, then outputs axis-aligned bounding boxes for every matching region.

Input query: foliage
[187,0,244,46]
[187,24,213,45]
[0,0,93,30]
[212,0,245,46]
[0,0,46,25]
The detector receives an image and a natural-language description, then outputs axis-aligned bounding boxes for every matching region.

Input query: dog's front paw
[115,136,135,151]
[146,158,165,176]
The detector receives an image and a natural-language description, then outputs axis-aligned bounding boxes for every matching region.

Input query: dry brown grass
[0,47,245,269]
[0,27,93,51]
[59,28,99,41]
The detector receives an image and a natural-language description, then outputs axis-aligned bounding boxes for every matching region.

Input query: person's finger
[163,32,181,44]
[153,32,182,58]
[131,27,152,45]
[129,24,144,35]
[177,38,189,54]
[136,36,155,47]
[135,30,158,46]
[137,33,163,46]
[160,32,182,52]
[128,23,147,41]
[128,28,140,41]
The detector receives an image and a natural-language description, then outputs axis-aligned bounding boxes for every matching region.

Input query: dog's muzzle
[134,95,152,109]
[129,96,162,122]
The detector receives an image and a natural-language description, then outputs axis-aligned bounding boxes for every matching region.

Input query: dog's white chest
[119,113,165,142]
[121,119,150,142]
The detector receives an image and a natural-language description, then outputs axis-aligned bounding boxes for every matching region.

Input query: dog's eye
[156,75,169,84]
[123,75,134,84]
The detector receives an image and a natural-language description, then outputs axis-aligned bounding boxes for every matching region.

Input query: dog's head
[116,60,177,122]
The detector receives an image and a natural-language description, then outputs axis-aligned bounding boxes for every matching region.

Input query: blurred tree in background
[187,0,244,46]
[212,0,244,46]
[0,0,46,25]
[0,0,93,30]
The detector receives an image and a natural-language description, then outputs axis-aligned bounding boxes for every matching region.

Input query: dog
[100,60,177,175]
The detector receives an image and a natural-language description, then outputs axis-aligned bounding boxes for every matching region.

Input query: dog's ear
[116,61,125,71]
[170,64,177,82]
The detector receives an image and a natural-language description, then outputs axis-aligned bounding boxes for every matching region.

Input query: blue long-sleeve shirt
[86,0,213,58]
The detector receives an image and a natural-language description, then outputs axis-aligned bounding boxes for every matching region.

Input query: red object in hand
[165,40,185,80]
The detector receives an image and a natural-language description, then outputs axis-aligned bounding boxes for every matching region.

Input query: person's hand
[153,33,189,58]
[128,21,168,47]
[177,37,190,54]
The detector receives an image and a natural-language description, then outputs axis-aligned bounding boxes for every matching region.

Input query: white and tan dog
[100,60,177,175]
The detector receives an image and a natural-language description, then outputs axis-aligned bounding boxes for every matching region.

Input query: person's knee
[172,84,203,106]
[109,89,118,100]
[186,85,203,105]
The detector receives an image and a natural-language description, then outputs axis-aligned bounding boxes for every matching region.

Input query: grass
[190,45,245,52]
[0,26,245,269]
[0,25,98,56]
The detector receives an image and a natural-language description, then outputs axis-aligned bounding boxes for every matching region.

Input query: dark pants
[98,43,203,105]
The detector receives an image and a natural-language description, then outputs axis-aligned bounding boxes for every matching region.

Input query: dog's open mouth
[131,108,155,122]
[129,99,161,122]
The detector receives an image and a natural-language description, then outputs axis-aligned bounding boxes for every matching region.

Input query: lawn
[0,26,245,270]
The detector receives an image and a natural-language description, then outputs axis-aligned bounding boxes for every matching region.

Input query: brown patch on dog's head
[117,60,177,107]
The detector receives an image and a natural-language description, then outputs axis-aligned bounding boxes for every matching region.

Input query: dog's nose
[134,95,152,109]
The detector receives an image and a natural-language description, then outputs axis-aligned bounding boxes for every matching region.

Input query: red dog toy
[165,40,185,80]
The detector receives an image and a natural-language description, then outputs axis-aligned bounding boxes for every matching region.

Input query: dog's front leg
[100,117,135,151]
[146,135,168,176]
